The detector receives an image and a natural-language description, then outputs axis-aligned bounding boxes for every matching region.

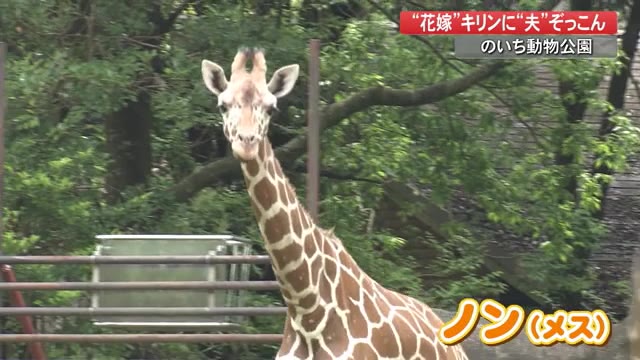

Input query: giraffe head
[201,48,300,161]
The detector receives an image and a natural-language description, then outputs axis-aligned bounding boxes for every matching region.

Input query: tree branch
[169,61,506,202]
[154,0,195,35]
[291,165,382,184]
[367,0,545,149]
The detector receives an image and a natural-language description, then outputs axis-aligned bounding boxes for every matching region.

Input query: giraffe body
[201,48,468,360]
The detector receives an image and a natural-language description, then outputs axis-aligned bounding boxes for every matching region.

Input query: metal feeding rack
[90,234,254,330]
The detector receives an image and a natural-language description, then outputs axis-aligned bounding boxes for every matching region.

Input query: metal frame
[0,280,279,291]
[0,255,272,264]
[0,334,284,343]
[307,39,321,222]
[0,307,287,316]
[90,234,258,328]
[0,252,285,343]
[90,234,268,332]
[95,234,251,240]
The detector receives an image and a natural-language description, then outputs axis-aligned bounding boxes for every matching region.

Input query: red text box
[399,11,618,35]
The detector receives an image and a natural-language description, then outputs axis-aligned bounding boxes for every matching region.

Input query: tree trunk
[553,0,592,201]
[555,75,589,199]
[104,92,153,203]
[593,0,640,219]
[102,1,195,203]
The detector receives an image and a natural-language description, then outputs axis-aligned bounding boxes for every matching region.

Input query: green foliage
[318,189,425,297]
[424,231,508,308]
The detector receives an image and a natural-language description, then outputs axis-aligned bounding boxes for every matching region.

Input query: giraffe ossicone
[201,47,469,360]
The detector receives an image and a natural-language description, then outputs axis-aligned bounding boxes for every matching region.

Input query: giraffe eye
[266,105,278,116]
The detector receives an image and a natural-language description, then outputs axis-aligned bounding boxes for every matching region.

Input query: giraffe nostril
[238,134,257,144]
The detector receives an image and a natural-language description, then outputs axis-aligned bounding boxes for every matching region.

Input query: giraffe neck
[239,141,468,360]
[240,138,333,310]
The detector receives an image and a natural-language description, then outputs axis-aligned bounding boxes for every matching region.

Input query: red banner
[399,11,618,35]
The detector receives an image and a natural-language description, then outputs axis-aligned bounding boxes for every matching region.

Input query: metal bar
[307,39,321,222]
[0,255,272,265]
[0,40,5,360]
[0,334,284,343]
[0,307,287,316]
[0,42,48,360]
[1,266,48,360]
[95,234,236,240]
[0,41,5,254]
[0,281,280,291]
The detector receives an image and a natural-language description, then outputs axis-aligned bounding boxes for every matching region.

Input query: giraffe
[200,47,470,360]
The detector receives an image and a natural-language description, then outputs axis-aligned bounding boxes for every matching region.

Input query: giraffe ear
[267,64,299,98]
[201,59,228,96]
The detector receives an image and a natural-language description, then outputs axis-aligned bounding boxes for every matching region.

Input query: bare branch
[170,61,506,202]
[123,36,164,50]
[291,165,382,184]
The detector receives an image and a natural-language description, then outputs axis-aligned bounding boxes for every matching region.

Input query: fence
[0,235,286,345]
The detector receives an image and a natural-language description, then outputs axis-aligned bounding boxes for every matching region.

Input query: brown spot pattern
[298,293,317,309]
[245,159,259,177]
[294,341,309,358]
[279,319,296,354]
[258,137,267,158]
[277,181,289,206]
[323,309,349,357]
[420,337,438,359]
[371,322,400,358]
[346,300,368,338]
[271,241,302,272]
[285,183,296,205]
[284,261,310,293]
[318,272,333,302]
[253,177,277,210]
[341,274,359,300]
[352,343,378,359]
[263,209,289,243]
[338,250,352,267]
[401,308,422,334]
[310,256,322,285]
[325,258,337,281]
[267,161,276,178]
[299,208,310,228]
[301,305,326,333]
[363,293,381,324]
[264,140,273,158]
[395,316,419,358]
[292,208,303,238]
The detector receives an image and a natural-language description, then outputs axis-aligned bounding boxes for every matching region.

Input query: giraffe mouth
[231,140,260,161]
